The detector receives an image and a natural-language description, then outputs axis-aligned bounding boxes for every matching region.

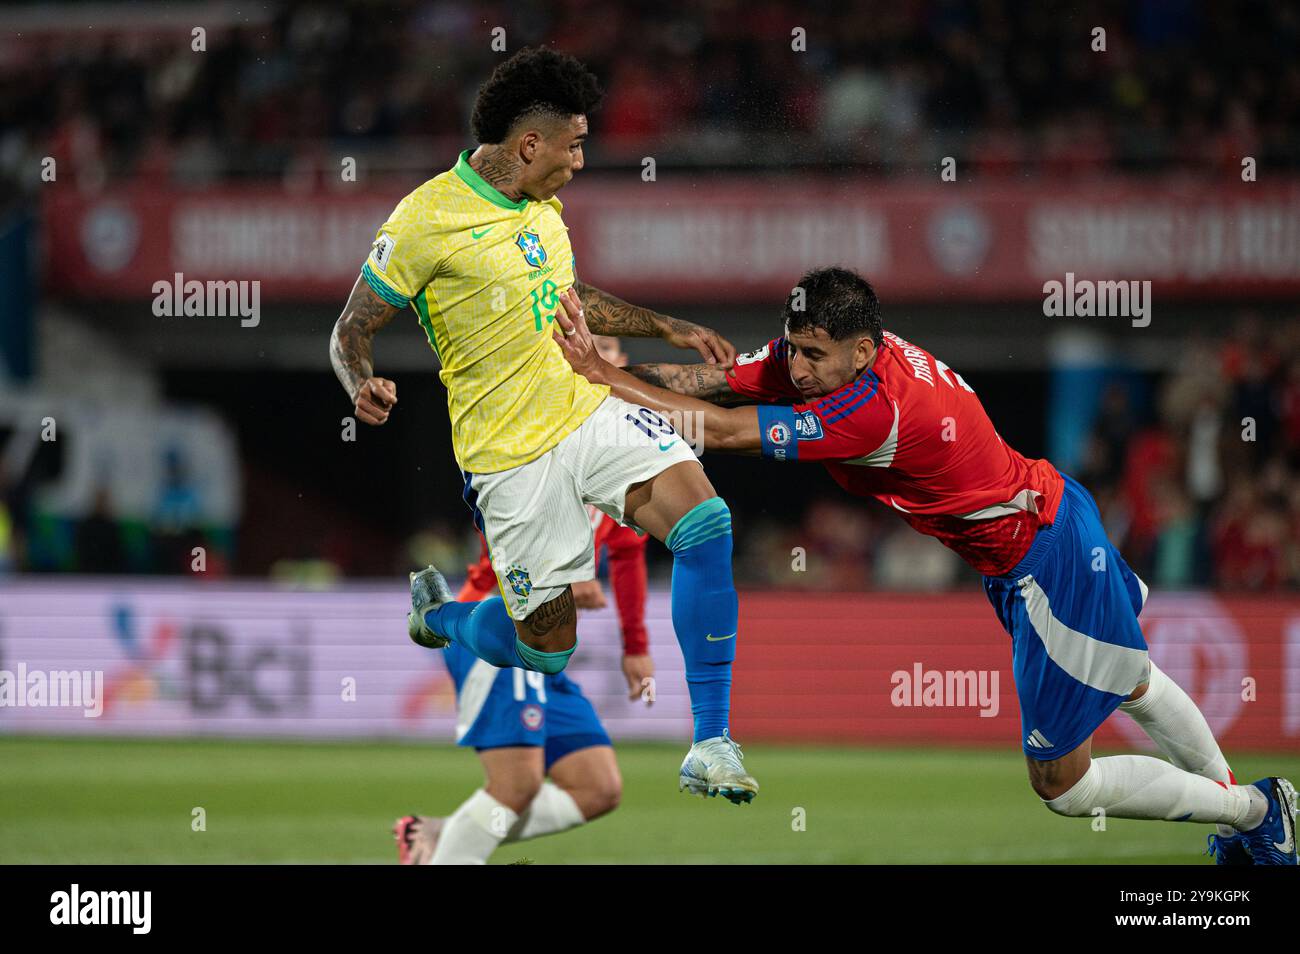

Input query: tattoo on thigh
[525,587,575,641]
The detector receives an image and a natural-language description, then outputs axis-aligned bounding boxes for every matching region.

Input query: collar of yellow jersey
[454,150,529,211]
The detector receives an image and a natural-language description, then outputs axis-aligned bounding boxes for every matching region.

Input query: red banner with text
[41,178,1300,304]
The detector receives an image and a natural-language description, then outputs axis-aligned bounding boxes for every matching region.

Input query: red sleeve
[603,518,649,655]
[725,338,803,403]
[755,369,895,462]
[458,531,497,602]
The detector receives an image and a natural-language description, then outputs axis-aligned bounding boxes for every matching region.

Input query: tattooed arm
[551,289,763,455]
[572,279,737,368]
[330,275,401,425]
[623,363,749,406]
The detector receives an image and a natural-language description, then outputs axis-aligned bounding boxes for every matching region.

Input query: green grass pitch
[3,737,1296,864]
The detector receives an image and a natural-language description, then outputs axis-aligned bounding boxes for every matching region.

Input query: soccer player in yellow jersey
[330,48,758,813]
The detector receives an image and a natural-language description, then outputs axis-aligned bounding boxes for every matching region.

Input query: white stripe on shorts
[1017,576,1149,697]
[455,659,501,742]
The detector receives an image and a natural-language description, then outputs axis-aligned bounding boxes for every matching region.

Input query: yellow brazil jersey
[361,150,609,474]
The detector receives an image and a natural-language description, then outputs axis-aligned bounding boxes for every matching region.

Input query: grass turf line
[3,736,1296,864]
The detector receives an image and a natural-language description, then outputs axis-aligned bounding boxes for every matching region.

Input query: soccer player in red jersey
[551,269,1297,865]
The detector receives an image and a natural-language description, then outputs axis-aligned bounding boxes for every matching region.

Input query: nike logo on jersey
[705,632,736,642]
[471,226,495,239]
[658,438,679,451]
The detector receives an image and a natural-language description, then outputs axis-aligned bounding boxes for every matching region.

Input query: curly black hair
[471,47,604,144]
[783,267,883,346]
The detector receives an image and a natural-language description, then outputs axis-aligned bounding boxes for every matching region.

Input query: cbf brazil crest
[505,564,533,599]
[515,230,547,268]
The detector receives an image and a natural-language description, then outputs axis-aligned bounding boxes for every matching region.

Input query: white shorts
[464,395,700,620]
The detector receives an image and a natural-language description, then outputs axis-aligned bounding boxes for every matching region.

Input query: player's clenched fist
[622,654,655,705]
[354,377,397,425]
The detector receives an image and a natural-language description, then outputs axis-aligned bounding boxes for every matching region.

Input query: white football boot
[407,565,453,649]
[679,732,759,804]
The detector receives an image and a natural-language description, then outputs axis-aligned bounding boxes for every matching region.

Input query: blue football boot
[1238,778,1297,865]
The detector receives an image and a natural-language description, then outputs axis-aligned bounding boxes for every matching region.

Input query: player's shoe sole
[408,566,453,649]
[1205,832,1251,865]
[678,734,759,805]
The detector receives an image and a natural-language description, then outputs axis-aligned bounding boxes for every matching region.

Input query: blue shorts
[983,474,1150,761]
[442,642,611,770]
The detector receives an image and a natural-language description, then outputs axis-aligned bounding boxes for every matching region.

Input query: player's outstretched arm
[623,363,751,406]
[572,279,736,367]
[553,289,761,454]
[330,275,401,425]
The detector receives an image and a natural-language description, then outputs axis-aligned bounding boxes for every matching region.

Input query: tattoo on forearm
[626,363,745,405]
[573,280,666,337]
[625,364,668,387]
[330,283,398,399]
[524,587,575,643]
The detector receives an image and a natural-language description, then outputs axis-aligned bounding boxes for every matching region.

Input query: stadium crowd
[3,0,1298,188]
[1080,315,1300,593]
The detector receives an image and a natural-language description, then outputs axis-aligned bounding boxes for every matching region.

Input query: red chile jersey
[724,330,1065,576]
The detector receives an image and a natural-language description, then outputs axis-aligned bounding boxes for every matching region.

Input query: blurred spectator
[152,447,204,573]
[1075,313,1300,592]
[76,486,125,574]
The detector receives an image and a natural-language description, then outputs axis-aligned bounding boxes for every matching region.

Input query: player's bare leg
[513,587,578,655]
[411,746,617,865]
[623,458,714,540]
[1029,676,1296,864]
[413,747,540,865]
[545,745,621,821]
[626,460,759,804]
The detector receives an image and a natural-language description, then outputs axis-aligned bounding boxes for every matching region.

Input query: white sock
[427,789,518,865]
[503,782,586,843]
[1044,756,1267,828]
[1119,660,1246,835]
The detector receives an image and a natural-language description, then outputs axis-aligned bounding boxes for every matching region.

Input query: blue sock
[425,597,525,669]
[666,497,738,742]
